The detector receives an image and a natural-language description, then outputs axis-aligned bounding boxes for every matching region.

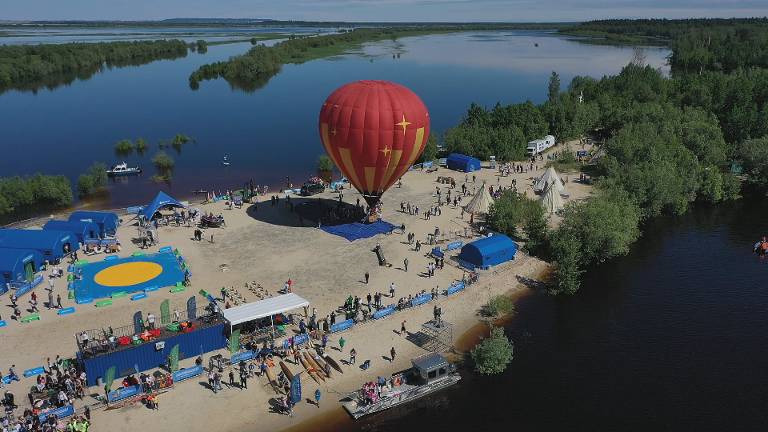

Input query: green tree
[550,230,583,295]
[483,295,516,318]
[196,40,208,54]
[738,137,768,187]
[548,71,561,103]
[420,133,439,163]
[471,326,514,375]
[152,151,175,181]
[135,138,148,154]
[76,162,108,197]
[317,154,335,172]
[114,139,134,155]
[488,189,548,254]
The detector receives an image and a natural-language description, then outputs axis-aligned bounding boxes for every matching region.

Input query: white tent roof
[223,293,309,327]
[540,181,565,214]
[534,167,565,194]
[464,183,495,214]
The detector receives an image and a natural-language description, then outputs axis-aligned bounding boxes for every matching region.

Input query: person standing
[389,282,396,298]
[339,336,346,352]
[239,368,247,390]
[390,347,396,362]
[229,369,236,388]
[314,388,321,408]
[364,272,369,284]
[403,258,408,272]
[349,348,356,364]
[400,320,407,336]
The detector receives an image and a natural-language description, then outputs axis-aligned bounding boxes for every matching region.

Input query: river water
[318,198,768,432]
[0,30,668,208]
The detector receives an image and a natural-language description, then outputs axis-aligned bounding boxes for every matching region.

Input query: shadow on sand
[246,197,365,228]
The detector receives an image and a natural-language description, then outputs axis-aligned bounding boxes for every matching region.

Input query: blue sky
[3,0,767,22]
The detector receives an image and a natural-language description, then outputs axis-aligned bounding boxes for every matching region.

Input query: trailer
[526,135,556,156]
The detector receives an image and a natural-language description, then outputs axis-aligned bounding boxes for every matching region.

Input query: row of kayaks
[261,350,344,394]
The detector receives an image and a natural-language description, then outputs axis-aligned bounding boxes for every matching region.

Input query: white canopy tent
[222,293,310,331]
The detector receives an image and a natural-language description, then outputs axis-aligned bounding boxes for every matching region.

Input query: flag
[104,366,116,391]
[160,299,170,325]
[187,296,197,320]
[290,374,302,404]
[169,344,180,372]
[228,329,240,354]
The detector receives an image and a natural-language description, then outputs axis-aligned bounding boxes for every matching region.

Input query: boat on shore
[106,162,141,176]
[341,353,460,419]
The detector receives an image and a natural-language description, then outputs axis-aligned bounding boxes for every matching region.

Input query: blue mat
[72,252,185,301]
[321,220,396,241]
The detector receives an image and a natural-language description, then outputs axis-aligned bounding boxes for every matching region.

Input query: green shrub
[484,295,516,318]
[471,326,514,375]
[317,154,334,172]
[114,139,134,155]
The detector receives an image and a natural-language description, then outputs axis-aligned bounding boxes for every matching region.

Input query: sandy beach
[0,144,592,432]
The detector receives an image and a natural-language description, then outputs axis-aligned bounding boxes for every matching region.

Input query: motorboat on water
[222,155,231,166]
[106,162,141,176]
[341,353,460,419]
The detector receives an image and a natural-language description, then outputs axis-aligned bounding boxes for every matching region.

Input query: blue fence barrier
[58,307,76,316]
[38,404,74,422]
[330,319,354,333]
[131,293,147,301]
[172,365,203,382]
[372,306,396,320]
[231,350,256,364]
[107,384,141,403]
[411,294,432,307]
[23,366,45,377]
[14,275,44,298]
[446,241,463,251]
[446,281,466,296]
[0,320,6,328]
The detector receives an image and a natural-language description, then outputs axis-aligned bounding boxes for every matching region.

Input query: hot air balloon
[319,80,430,220]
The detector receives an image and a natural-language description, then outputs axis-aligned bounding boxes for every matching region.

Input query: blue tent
[43,220,100,244]
[69,211,120,236]
[0,229,79,262]
[447,153,481,172]
[0,248,44,285]
[458,234,517,268]
[140,191,186,220]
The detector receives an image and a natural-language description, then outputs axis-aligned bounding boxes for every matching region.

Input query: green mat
[95,299,113,307]
[131,252,145,257]
[21,313,40,323]
[68,290,74,299]
[75,259,89,267]
[170,285,185,293]
[166,322,181,332]
[111,291,127,299]
[67,274,74,282]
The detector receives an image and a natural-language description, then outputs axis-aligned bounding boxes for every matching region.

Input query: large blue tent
[446,153,481,172]
[68,211,120,236]
[0,248,44,286]
[0,229,79,262]
[140,191,186,220]
[43,220,100,244]
[458,234,517,268]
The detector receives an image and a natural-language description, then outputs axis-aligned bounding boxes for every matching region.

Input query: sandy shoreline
[0,145,590,432]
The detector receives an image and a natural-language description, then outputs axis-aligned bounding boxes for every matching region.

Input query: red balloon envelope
[319,80,430,206]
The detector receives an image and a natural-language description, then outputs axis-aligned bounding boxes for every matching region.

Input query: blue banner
[107,384,141,403]
[446,241,463,251]
[293,333,309,346]
[330,318,355,333]
[373,306,396,320]
[446,281,466,296]
[38,404,74,422]
[172,365,203,382]
[231,350,256,364]
[290,374,302,404]
[411,294,432,307]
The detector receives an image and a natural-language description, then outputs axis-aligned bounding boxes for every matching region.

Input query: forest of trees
[478,18,768,294]
[0,39,189,93]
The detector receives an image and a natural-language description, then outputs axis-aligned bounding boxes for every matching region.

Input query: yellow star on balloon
[396,114,411,136]
[380,146,392,156]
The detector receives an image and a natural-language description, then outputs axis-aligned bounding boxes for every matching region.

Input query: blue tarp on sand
[321,220,395,241]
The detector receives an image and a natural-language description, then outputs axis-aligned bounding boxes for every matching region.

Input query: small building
[458,234,517,268]
[446,153,481,172]
[68,211,120,236]
[0,248,44,286]
[43,220,100,244]
[0,229,79,263]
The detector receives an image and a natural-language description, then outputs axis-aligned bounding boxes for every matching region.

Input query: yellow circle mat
[94,262,163,287]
